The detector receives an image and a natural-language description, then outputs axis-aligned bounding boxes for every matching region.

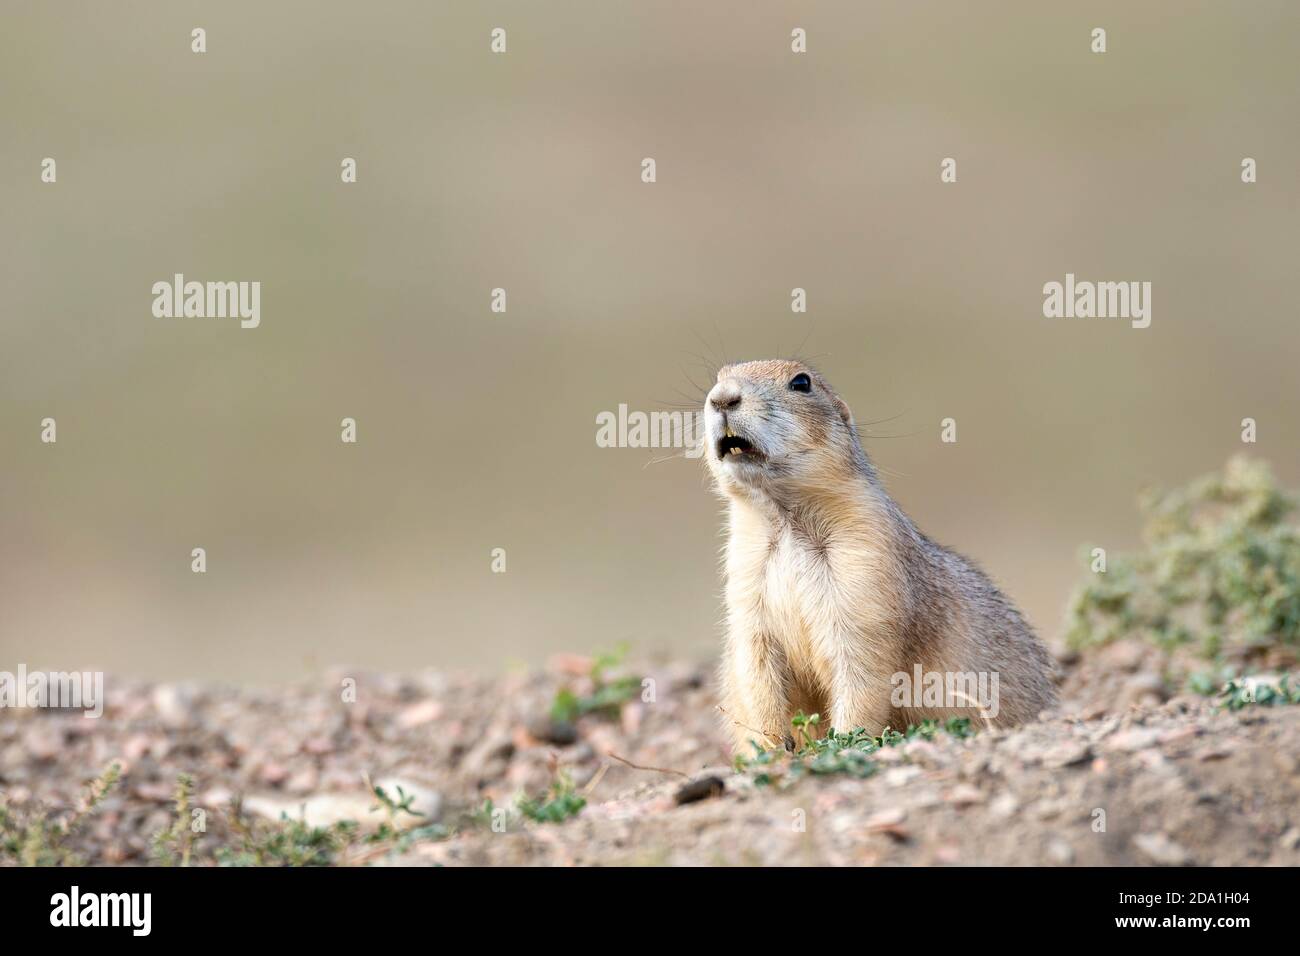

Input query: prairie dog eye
[788,373,812,393]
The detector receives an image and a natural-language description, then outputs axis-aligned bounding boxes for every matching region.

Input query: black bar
[0,865,1280,941]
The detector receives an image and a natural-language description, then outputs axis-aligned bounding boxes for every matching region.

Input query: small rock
[151,685,196,730]
[1105,728,1161,753]
[1156,725,1199,746]
[1133,832,1190,866]
[243,793,368,829]
[1043,740,1092,769]
[1136,749,1168,770]
[908,787,943,809]
[883,766,922,787]
[24,724,63,762]
[1086,716,1121,743]
[865,807,909,841]
[132,782,174,803]
[674,776,726,805]
[989,792,1020,819]
[1,742,26,771]
[258,762,290,787]
[246,778,442,830]
[864,807,907,829]
[396,699,444,730]
[1119,672,1169,709]
[200,786,233,808]
[286,767,320,794]
[903,740,939,762]
[1033,799,1066,820]
[934,845,961,864]
[122,733,161,762]
[1047,839,1075,864]
[946,784,985,807]
[525,716,579,746]
[102,845,129,864]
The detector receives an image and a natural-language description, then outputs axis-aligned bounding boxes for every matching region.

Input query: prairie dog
[703,360,1056,752]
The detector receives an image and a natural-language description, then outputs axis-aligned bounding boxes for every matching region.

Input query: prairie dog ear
[831,393,854,428]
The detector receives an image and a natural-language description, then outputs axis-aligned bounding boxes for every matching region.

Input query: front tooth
[730,446,741,456]
[725,426,735,438]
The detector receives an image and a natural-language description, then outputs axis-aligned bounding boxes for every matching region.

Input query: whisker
[857,411,908,428]
[790,320,815,366]
[643,450,692,468]
[676,349,719,381]
[650,398,708,411]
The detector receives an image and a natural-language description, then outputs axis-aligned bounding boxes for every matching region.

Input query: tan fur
[704,360,1057,752]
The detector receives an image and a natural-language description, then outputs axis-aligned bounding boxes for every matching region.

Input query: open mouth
[716,426,762,461]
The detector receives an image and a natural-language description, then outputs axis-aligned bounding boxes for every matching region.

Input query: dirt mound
[2,653,1297,866]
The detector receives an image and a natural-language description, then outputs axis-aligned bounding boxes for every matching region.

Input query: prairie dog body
[703,360,1056,752]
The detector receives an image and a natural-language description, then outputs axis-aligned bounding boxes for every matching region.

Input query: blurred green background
[2,1,1297,682]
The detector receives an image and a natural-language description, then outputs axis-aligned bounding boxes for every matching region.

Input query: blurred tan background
[2,1,1298,682]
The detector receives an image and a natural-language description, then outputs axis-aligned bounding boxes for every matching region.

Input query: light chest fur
[729,520,818,677]
[722,493,906,726]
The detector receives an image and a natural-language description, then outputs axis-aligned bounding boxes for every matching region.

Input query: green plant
[1217,675,1300,711]
[517,772,586,823]
[218,797,354,867]
[1187,666,1237,697]
[790,711,823,750]
[734,713,975,784]
[365,783,447,853]
[471,798,498,827]
[796,727,879,779]
[1067,457,1300,662]
[902,716,975,741]
[151,772,197,866]
[0,763,121,866]
[550,644,641,723]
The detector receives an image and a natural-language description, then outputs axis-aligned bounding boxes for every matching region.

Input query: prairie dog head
[703,359,867,501]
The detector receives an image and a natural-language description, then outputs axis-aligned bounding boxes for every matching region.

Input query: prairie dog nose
[708,379,743,411]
